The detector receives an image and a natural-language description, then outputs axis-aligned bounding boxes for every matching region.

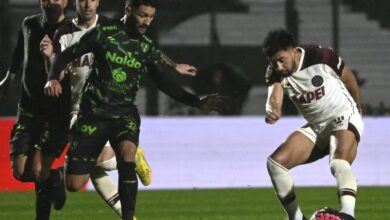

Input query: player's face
[76,0,99,21]
[40,0,68,22]
[269,47,298,76]
[128,5,156,34]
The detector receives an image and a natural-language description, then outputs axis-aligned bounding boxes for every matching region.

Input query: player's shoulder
[96,18,122,32]
[301,44,336,59]
[300,44,341,69]
[55,20,76,37]
[22,13,42,26]
[141,34,154,45]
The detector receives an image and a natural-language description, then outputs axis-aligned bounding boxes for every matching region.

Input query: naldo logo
[106,51,142,69]
[112,68,127,83]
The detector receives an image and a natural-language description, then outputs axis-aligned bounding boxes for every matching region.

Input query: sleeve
[265,65,282,85]
[147,42,163,65]
[52,28,64,54]
[147,63,201,108]
[319,46,345,76]
[8,29,24,74]
[48,27,99,80]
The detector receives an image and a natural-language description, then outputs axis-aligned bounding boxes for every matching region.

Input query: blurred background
[0,0,389,116]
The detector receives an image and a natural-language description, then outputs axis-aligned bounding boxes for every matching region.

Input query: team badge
[112,68,127,83]
[140,42,149,53]
[311,75,324,87]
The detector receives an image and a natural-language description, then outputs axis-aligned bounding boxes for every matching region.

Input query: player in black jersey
[0,0,69,219]
[44,0,229,219]
[40,0,200,217]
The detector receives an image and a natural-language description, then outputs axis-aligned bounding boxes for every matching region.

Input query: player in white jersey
[40,0,198,217]
[262,29,363,220]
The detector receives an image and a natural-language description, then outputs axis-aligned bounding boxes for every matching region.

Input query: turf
[0,187,389,219]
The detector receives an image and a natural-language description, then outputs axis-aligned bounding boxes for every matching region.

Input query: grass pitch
[0,187,389,219]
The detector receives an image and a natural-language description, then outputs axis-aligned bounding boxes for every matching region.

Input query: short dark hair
[127,0,157,8]
[262,29,296,57]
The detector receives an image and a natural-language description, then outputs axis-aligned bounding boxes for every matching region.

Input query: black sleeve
[147,64,201,108]
[9,29,24,74]
[48,27,98,80]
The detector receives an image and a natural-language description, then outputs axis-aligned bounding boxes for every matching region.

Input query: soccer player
[40,0,199,217]
[0,0,70,219]
[262,29,363,220]
[44,0,229,219]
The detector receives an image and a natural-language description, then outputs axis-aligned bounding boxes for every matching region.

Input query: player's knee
[12,168,26,182]
[118,141,137,163]
[267,157,288,176]
[31,166,42,181]
[65,177,86,192]
[330,159,351,177]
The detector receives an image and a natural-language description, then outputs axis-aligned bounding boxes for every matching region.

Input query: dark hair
[127,0,157,8]
[262,29,296,57]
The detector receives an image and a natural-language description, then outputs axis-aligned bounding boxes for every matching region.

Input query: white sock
[330,159,356,217]
[267,157,304,220]
[91,166,122,217]
[96,156,117,171]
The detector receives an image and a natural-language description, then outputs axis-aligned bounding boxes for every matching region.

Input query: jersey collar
[72,14,99,31]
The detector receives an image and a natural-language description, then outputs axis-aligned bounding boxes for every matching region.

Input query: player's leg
[329,122,362,218]
[114,140,138,220]
[267,129,318,220]
[33,116,70,211]
[65,115,109,192]
[110,115,140,220]
[9,117,36,182]
[9,115,53,220]
[91,145,122,216]
[31,149,57,220]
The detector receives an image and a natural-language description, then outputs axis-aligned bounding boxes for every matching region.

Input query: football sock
[91,165,122,217]
[117,162,138,220]
[35,181,51,220]
[267,157,303,220]
[330,159,356,217]
[96,156,117,171]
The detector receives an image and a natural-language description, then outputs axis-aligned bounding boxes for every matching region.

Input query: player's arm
[45,28,97,97]
[147,63,229,113]
[160,52,197,76]
[265,82,283,124]
[340,64,362,114]
[0,29,24,96]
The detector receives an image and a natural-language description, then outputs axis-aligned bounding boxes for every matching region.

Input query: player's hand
[199,94,231,113]
[40,34,54,59]
[265,111,280,124]
[175,64,197,76]
[44,80,62,97]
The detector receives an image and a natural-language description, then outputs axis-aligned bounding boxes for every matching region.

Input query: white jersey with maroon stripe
[266,45,359,124]
[53,15,99,114]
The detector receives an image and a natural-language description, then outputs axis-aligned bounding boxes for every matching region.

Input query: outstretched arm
[340,64,362,114]
[160,52,197,76]
[147,64,229,113]
[265,82,283,124]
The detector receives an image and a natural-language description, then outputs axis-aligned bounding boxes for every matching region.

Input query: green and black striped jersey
[49,19,200,118]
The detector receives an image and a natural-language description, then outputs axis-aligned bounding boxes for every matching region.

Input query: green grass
[0,187,389,219]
